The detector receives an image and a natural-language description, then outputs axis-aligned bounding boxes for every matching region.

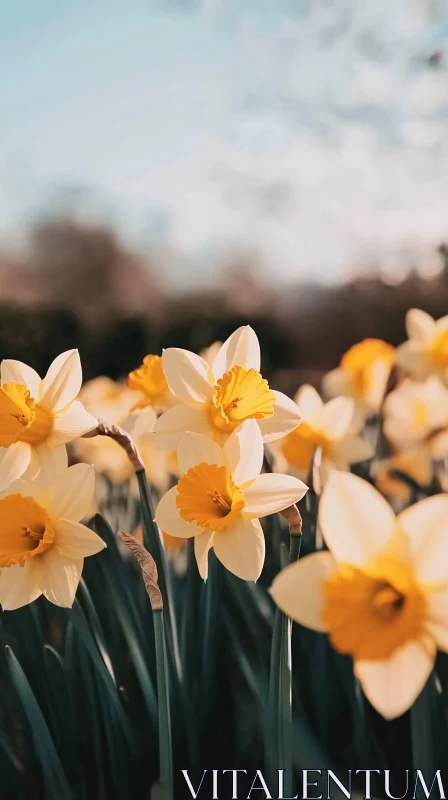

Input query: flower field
[1,316,448,798]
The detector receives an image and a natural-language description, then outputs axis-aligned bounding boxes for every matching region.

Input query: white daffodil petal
[406,308,435,341]
[47,463,95,522]
[153,403,211,447]
[34,445,68,487]
[398,495,448,583]
[155,486,203,538]
[212,326,261,379]
[395,342,431,382]
[40,350,82,412]
[322,368,349,399]
[1,477,47,508]
[243,473,308,518]
[318,471,396,565]
[293,385,322,421]
[0,564,42,610]
[47,402,98,446]
[270,551,336,631]
[162,348,213,404]
[320,397,354,438]
[355,639,435,719]
[214,517,265,581]
[194,530,214,580]
[332,435,373,467]
[55,519,106,559]
[257,391,302,443]
[223,419,263,485]
[177,432,224,475]
[36,551,83,607]
[0,442,31,490]
[123,406,157,440]
[1,359,42,399]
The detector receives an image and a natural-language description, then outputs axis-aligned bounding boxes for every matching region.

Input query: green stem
[153,610,173,798]
[136,469,182,682]
[268,532,302,793]
[412,677,435,799]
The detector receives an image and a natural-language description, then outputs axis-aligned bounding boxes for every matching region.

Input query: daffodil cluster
[0,351,105,609]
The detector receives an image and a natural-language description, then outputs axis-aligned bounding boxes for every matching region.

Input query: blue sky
[1,1,448,286]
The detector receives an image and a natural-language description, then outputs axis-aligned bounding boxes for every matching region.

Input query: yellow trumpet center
[281,422,332,473]
[176,463,245,531]
[322,549,426,661]
[429,329,448,370]
[0,383,52,448]
[128,355,170,408]
[209,366,275,434]
[340,339,395,398]
[0,493,56,567]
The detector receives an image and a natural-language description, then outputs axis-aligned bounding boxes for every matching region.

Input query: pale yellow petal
[293,385,322,422]
[162,348,213,404]
[322,368,349,399]
[155,486,203,538]
[318,471,396,565]
[406,308,435,341]
[223,419,263,485]
[212,326,260,380]
[320,396,354,438]
[398,495,448,583]
[243,473,308,518]
[194,530,214,580]
[332,434,373,467]
[354,639,435,719]
[0,442,31,490]
[47,463,95,522]
[257,391,302,442]
[55,519,106,558]
[270,551,336,631]
[0,563,42,610]
[36,551,83,607]
[40,350,82,411]
[153,403,211,447]
[214,517,265,581]
[1,359,42,399]
[177,432,224,474]
[47,402,98,446]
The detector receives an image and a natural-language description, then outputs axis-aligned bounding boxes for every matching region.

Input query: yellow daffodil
[0,351,97,486]
[74,378,173,493]
[396,309,448,384]
[271,471,448,719]
[0,460,105,610]
[128,354,175,411]
[153,326,302,446]
[271,385,372,481]
[383,376,448,450]
[323,339,395,419]
[372,447,433,509]
[155,419,308,581]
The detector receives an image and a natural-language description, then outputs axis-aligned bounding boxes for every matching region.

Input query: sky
[1,0,448,287]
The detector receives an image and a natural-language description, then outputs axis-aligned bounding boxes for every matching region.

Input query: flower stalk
[119,533,173,798]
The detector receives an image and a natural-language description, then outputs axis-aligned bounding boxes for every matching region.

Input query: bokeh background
[2,0,448,384]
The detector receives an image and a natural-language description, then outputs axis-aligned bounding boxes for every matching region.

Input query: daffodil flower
[270,385,372,482]
[0,460,105,610]
[383,376,448,450]
[271,471,448,719]
[153,326,302,446]
[323,339,395,420]
[0,350,97,486]
[128,354,175,411]
[155,419,308,581]
[372,447,433,510]
[396,309,448,384]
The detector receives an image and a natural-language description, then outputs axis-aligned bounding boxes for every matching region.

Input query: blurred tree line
[0,218,447,389]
